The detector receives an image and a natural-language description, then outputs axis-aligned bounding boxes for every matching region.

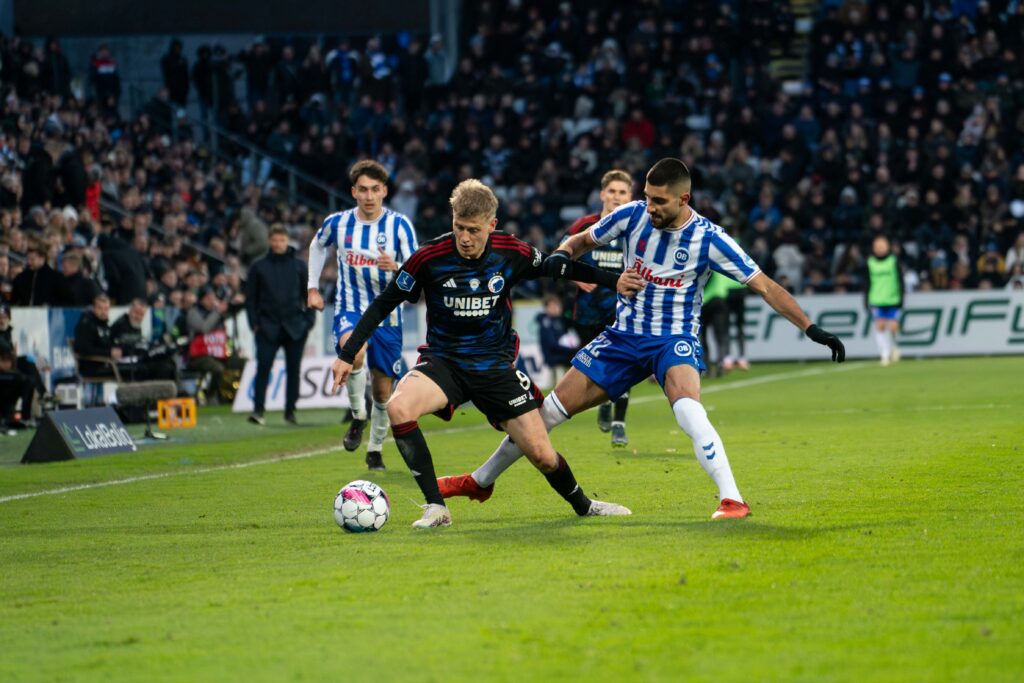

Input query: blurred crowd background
[1,0,1022,324]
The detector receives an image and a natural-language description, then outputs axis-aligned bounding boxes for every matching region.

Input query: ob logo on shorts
[674,340,693,357]
[674,248,690,266]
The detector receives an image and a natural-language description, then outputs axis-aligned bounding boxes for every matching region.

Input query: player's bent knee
[385,398,416,425]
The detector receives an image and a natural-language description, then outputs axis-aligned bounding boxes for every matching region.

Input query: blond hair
[600,169,632,189]
[449,179,498,219]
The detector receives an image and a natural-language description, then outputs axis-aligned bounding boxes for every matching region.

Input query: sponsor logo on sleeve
[532,248,542,266]
[396,271,416,292]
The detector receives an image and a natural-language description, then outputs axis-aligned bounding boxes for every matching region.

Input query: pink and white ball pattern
[333,480,390,532]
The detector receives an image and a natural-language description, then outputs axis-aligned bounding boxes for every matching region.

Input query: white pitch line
[0,364,862,505]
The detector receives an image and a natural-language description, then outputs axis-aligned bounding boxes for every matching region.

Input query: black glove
[542,250,572,279]
[805,324,846,363]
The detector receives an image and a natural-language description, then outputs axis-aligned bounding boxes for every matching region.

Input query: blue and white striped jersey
[591,201,760,338]
[311,207,418,328]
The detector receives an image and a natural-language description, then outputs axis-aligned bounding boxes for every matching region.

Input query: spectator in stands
[60,251,101,307]
[185,285,238,404]
[89,44,121,113]
[161,39,190,108]
[73,294,119,378]
[11,244,63,306]
[97,218,148,305]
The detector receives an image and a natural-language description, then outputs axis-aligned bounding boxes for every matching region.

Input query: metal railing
[128,84,351,216]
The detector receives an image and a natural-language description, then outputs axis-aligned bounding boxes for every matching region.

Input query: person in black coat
[98,223,148,304]
[244,226,312,424]
[73,294,120,377]
[60,251,101,307]
[11,245,64,306]
[161,39,190,107]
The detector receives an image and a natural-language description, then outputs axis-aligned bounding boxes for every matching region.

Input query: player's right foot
[343,418,366,451]
[891,347,901,363]
[247,412,265,426]
[584,500,632,516]
[610,423,628,447]
[597,403,612,432]
[411,504,452,529]
[712,498,750,520]
[365,450,386,471]
[436,474,494,502]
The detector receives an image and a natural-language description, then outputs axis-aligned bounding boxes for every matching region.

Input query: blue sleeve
[314,214,340,248]
[591,202,642,246]
[708,230,761,283]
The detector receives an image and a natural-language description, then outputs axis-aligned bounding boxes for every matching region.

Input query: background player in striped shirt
[564,169,633,446]
[307,160,418,471]
[329,179,637,528]
[439,159,846,520]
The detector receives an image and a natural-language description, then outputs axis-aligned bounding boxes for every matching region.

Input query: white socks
[472,392,571,487]
[368,400,388,452]
[347,368,368,420]
[672,397,743,502]
[874,329,892,361]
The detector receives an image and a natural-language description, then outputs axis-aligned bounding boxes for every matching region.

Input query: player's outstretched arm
[745,272,846,362]
[335,281,407,368]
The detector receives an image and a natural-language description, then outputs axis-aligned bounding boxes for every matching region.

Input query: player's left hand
[377,249,398,272]
[616,269,644,297]
[805,324,846,362]
[331,358,353,393]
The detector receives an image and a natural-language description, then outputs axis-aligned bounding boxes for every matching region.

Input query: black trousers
[253,329,306,414]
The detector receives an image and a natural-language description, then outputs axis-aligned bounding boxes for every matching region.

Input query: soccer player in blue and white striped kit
[439,159,846,519]
[307,160,418,471]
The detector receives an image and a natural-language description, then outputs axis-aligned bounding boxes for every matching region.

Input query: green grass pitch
[1,357,1022,682]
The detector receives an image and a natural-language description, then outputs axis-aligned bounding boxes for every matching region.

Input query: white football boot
[585,500,632,516]
[412,503,452,529]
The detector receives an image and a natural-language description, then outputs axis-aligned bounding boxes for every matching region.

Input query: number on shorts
[587,333,612,358]
[515,370,532,392]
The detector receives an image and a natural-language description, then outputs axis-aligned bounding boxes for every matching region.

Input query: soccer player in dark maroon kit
[331,179,643,529]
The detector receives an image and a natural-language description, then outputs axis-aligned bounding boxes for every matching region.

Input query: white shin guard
[368,400,389,451]
[346,368,368,420]
[672,397,742,502]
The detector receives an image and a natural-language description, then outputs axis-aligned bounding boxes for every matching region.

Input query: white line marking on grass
[628,361,866,406]
[0,364,863,504]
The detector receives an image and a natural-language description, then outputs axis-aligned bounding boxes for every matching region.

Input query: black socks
[392,421,444,506]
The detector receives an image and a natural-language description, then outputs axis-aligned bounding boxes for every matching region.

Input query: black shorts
[412,355,544,430]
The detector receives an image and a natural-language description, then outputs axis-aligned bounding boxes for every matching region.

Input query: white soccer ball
[333,480,390,533]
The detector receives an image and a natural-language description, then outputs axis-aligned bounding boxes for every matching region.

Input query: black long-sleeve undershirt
[337,254,620,362]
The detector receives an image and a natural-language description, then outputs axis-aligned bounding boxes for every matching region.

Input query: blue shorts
[334,311,404,378]
[570,326,705,400]
[871,306,901,321]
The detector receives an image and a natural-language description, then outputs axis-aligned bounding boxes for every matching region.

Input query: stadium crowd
[0,0,1021,332]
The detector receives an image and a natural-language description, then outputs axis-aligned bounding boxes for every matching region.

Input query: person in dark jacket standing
[245,226,311,425]
[11,245,64,306]
[97,220,148,304]
[161,39,190,107]
[60,251,101,307]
